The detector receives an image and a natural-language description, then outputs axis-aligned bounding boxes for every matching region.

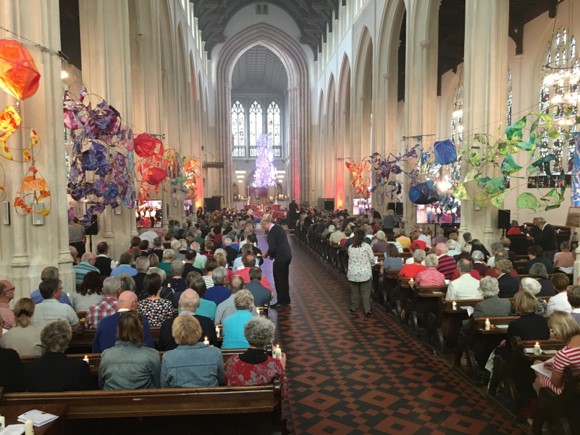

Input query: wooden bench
[0,383,282,434]
[68,327,162,353]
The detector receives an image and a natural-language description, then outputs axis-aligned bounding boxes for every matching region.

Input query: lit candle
[0,415,5,430]
[203,336,209,345]
[24,420,34,435]
[484,318,491,331]
[274,344,282,359]
[215,326,220,338]
[408,278,414,287]
[452,301,457,310]
[534,341,542,355]
[83,355,89,364]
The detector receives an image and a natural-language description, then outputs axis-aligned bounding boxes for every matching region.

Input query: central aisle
[260,232,524,434]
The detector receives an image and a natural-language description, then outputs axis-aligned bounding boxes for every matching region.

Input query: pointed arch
[337,55,351,209]
[354,26,373,160]
[325,74,336,198]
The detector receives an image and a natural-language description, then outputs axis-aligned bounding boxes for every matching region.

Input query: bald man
[92,291,154,352]
[158,289,218,350]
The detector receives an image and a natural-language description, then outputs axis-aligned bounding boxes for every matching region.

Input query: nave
[275,234,523,434]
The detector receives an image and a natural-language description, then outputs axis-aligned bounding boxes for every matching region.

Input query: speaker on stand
[498,209,511,237]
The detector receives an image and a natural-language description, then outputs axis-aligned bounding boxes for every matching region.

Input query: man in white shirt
[446,259,482,300]
[34,279,81,332]
[546,273,572,315]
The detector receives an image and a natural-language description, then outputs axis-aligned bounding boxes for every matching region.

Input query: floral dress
[225,349,288,398]
[138,298,174,327]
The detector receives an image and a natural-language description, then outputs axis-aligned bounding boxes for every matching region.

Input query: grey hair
[412,249,426,263]
[479,276,499,298]
[490,242,503,253]
[212,267,228,285]
[261,215,272,224]
[472,250,485,262]
[147,266,167,281]
[135,256,150,272]
[41,320,72,353]
[118,274,136,292]
[457,258,473,273]
[529,263,549,279]
[244,317,275,348]
[425,253,439,268]
[162,249,176,261]
[446,239,458,250]
[40,266,59,281]
[171,259,185,275]
[102,276,121,296]
[521,277,542,295]
[170,240,181,251]
[234,289,254,311]
[179,291,200,312]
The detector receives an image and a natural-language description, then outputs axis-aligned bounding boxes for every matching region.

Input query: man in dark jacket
[261,215,292,309]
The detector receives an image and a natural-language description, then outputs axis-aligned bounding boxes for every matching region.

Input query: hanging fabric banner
[572,133,580,207]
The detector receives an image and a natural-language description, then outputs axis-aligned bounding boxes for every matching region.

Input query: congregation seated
[85,276,121,329]
[371,230,389,254]
[233,253,273,291]
[471,250,488,277]
[435,243,456,280]
[111,252,138,277]
[225,316,288,398]
[245,266,273,307]
[93,291,154,353]
[34,279,81,332]
[382,244,403,272]
[161,315,224,388]
[186,273,217,321]
[414,254,445,287]
[222,290,255,349]
[133,256,150,297]
[485,249,517,278]
[216,276,245,324]
[446,259,481,301]
[534,311,580,396]
[25,320,95,391]
[528,263,556,297]
[520,278,548,315]
[73,252,100,287]
[205,266,232,306]
[138,272,174,327]
[71,271,103,312]
[568,286,580,325]
[164,260,188,303]
[448,252,481,280]
[546,273,572,315]
[398,249,426,278]
[0,298,42,356]
[495,260,520,298]
[473,277,511,318]
[29,266,72,306]
[553,240,575,271]
[158,289,218,351]
[524,245,553,275]
[99,311,160,389]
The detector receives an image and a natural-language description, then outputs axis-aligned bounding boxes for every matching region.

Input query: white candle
[83,355,89,364]
[534,342,542,355]
[0,415,5,430]
[274,344,282,359]
[452,301,457,310]
[24,419,34,435]
[215,326,220,338]
[484,318,491,331]
[203,336,209,345]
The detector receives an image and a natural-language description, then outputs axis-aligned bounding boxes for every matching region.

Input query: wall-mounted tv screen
[416,199,461,224]
[353,198,371,216]
[136,200,163,228]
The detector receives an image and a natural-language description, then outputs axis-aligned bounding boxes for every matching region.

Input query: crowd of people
[0,209,288,398]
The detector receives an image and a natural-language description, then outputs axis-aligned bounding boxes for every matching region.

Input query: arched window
[249,101,263,155]
[231,101,245,157]
[538,27,579,177]
[267,101,281,156]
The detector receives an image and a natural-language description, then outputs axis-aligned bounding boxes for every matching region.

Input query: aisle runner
[268,234,524,434]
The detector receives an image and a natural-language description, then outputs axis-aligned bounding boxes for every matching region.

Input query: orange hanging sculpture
[0,40,41,101]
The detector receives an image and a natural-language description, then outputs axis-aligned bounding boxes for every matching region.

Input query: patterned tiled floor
[259,231,525,434]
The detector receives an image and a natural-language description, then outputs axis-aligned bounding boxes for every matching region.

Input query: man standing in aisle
[261,215,292,309]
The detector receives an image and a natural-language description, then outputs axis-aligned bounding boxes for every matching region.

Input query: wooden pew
[0,383,282,434]
[438,299,482,350]
[68,327,162,354]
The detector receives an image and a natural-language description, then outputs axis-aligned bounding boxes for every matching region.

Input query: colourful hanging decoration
[345,159,371,198]
[0,105,20,160]
[134,133,163,159]
[13,164,50,216]
[0,39,41,101]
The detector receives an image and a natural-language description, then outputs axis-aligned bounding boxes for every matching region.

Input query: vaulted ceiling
[231,45,288,92]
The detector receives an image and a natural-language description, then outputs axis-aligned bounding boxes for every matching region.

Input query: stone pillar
[0,0,73,297]
[403,0,439,229]
[460,0,509,247]
[79,0,135,260]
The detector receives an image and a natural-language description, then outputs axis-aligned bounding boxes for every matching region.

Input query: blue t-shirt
[221,310,253,349]
[30,289,72,306]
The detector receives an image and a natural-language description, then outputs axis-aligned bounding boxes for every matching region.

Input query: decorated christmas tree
[252,133,277,188]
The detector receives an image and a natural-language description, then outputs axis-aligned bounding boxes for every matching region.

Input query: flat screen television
[136,200,163,228]
[416,199,461,224]
[353,198,371,216]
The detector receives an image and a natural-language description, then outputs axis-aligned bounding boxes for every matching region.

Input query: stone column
[403,0,439,229]
[461,0,509,247]
[79,0,135,260]
[0,0,73,297]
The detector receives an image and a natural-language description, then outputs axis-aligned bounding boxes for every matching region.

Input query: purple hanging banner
[573,133,580,207]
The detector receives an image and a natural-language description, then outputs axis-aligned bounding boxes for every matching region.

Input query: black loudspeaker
[324,199,335,211]
[85,214,99,235]
[498,209,511,229]
[204,197,221,212]
[388,202,404,216]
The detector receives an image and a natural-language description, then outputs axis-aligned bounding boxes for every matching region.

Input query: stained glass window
[231,101,245,157]
[249,101,263,146]
[267,101,281,146]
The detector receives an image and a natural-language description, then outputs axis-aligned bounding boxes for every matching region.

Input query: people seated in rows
[449,253,480,280]
[0,320,25,391]
[225,317,288,398]
[0,298,42,356]
[119,273,137,295]
[446,239,461,257]
[435,243,456,279]
[473,277,511,318]
[164,260,187,304]
[182,250,200,279]
[133,256,150,296]
[469,239,490,260]
[371,230,388,254]
[35,279,81,332]
[93,291,154,352]
[73,252,100,287]
[245,267,272,308]
[395,229,411,250]
[99,311,160,390]
[111,252,138,277]
[158,249,175,276]
[534,311,580,396]
[385,232,403,253]
[216,276,254,324]
[0,280,16,329]
[147,252,160,268]
[159,289,217,351]
[94,241,116,277]
[524,245,553,275]
[86,276,121,329]
[205,266,232,306]
[346,228,375,317]
[495,260,520,298]
[161,315,224,388]
[519,278,548,315]
[528,263,556,297]
[30,266,72,306]
[151,237,165,262]
[399,249,427,278]
[471,251,488,277]
[446,259,481,301]
[546,273,572,315]
[414,254,445,287]
[382,244,403,272]
[138,273,174,328]
[553,240,574,271]
[234,253,272,291]
[213,249,233,281]
[25,320,95,391]
[201,258,219,289]
[329,224,346,245]
[486,242,504,269]
[187,274,217,321]
[222,290,256,349]
[127,236,142,255]
[567,286,580,325]
[431,227,447,246]
[71,271,103,312]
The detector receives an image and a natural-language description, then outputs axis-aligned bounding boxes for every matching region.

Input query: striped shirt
[436,255,457,279]
[540,345,580,395]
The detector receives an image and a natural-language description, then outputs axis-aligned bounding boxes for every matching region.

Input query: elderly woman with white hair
[225,317,288,398]
[528,263,556,297]
[473,277,511,318]
[399,249,427,278]
[222,290,256,349]
[158,249,176,275]
[414,254,445,287]
[371,230,389,254]
[520,277,548,315]
[471,250,488,276]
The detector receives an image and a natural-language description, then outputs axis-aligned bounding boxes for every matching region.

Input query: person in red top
[414,254,446,287]
[233,253,273,291]
[399,249,427,278]
[506,220,521,235]
[409,231,427,251]
[435,243,457,279]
